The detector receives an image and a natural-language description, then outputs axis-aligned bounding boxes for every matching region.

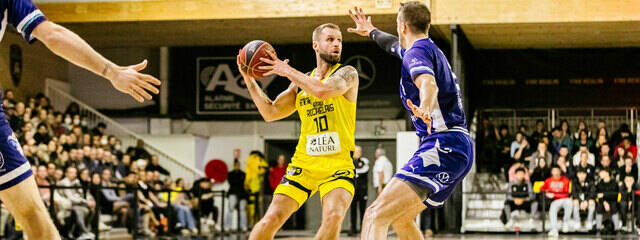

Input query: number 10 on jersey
[313,115,329,133]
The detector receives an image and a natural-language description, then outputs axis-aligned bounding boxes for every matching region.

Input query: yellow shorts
[274,165,355,208]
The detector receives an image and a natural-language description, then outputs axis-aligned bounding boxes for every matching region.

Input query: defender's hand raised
[347,7,376,37]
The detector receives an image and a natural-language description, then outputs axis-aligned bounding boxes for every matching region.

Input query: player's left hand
[108,60,162,103]
[407,99,432,134]
[259,50,291,77]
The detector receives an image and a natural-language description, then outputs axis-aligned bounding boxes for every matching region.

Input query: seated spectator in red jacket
[269,154,288,191]
[614,136,637,163]
[540,166,572,237]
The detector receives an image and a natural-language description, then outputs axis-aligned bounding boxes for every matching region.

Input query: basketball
[239,40,276,80]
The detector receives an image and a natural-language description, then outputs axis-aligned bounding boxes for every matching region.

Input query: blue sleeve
[7,0,47,43]
[402,47,435,81]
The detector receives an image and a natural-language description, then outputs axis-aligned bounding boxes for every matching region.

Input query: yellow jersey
[292,64,356,171]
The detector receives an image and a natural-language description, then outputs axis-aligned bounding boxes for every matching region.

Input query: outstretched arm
[406,74,438,134]
[259,51,358,100]
[348,7,401,58]
[31,21,161,102]
[237,55,297,122]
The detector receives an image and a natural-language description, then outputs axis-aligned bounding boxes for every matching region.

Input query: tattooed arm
[258,51,359,100]
[282,65,359,100]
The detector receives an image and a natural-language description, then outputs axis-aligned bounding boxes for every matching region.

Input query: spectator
[560,120,571,141]
[530,120,546,147]
[540,166,572,237]
[496,125,513,166]
[269,154,287,192]
[555,155,571,177]
[503,168,536,228]
[116,154,132,180]
[373,147,393,194]
[146,154,170,176]
[595,135,609,155]
[79,167,91,189]
[595,170,622,232]
[572,152,596,181]
[477,119,498,172]
[617,156,638,182]
[620,175,638,231]
[527,142,552,174]
[614,136,637,162]
[572,145,595,167]
[128,139,151,161]
[552,127,572,155]
[553,145,570,165]
[573,130,595,155]
[33,122,51,145]
[225,160,248,232]
[162,179,197,235]
[57,166,96,239]
[191,178,218,232]
[610,124,632,147]
[597,143,611,165]
[91,122,107,136]
[596,156,617,181]
[98,169,130,228]
[351,145,369,235]
[530,157,551,183]
[510,132,532,162]
[4,89,16,109]
[573,121,591,141]
[571,169,595,230]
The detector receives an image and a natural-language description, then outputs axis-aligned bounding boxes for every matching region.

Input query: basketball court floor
[161,231,640,240]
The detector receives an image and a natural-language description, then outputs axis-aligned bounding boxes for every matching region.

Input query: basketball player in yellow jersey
[237,23,359,240]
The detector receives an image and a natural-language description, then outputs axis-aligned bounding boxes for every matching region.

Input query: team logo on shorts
[333,170,351,178]
[287,167,302,176]
[436,172,450,183]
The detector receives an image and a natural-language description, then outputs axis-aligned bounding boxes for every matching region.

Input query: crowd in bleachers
[0,90,222,239]
[477,118,640,236]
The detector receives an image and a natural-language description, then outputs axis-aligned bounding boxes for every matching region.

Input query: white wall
[139,134,196,169]
[68,47,159,109]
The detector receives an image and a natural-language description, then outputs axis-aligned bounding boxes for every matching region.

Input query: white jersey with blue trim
[391,38,467,137]
[0,0,46,44]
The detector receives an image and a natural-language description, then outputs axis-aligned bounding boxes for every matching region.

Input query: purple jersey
[0,0,46,43]
[391,38,467,137]
[0,0,46,190]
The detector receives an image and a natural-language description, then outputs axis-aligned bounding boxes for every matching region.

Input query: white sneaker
[586,220,593,230]
[78,232,95,240]
[505,220,514,229]
[548,229,559,237]
[573,221,581,230]
[561,224,570,233]
[98,221,111,231]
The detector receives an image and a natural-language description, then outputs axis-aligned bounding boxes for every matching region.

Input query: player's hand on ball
[347,7,376,37]
[108,60,161,103]
[259,50,290,77]
[236,52,255,84]
[407,99,432,134]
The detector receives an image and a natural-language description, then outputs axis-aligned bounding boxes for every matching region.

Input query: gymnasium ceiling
[35,0,640,49]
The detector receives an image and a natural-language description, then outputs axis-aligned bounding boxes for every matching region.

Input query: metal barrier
[45,85,205,184]
[35,184,226,240]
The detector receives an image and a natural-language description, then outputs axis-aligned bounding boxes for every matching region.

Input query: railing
[45,85,205,184]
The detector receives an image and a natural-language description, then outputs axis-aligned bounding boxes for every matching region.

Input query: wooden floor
[159,231,640,240]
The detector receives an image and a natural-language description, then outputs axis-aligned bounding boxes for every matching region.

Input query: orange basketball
[239,40,276,80]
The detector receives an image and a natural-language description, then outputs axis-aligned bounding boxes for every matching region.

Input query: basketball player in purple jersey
[0,1,160,238]
[348,2,474,239]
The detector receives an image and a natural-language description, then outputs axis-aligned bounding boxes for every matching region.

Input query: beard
[319,52,341,65]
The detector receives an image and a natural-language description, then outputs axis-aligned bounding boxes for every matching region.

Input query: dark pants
[620,200,640,226]
[420,208,433,231]
[350,193,367,234]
